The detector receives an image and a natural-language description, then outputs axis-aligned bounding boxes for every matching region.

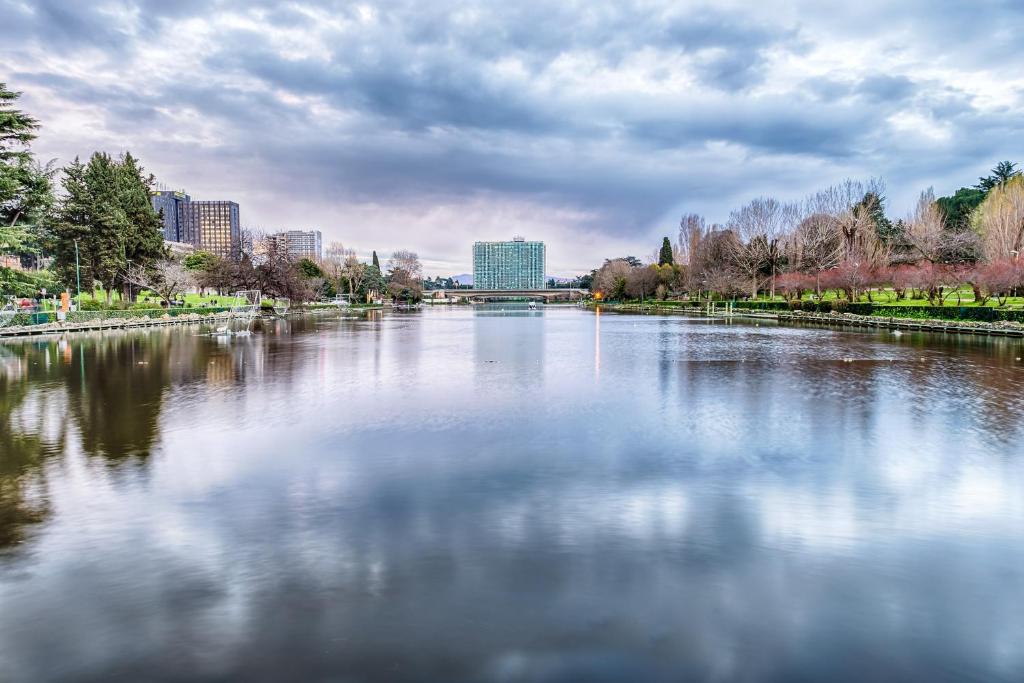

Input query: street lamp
[73,239,81,307]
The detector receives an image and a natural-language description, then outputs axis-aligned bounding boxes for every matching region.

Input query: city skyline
[3,1,1023,276]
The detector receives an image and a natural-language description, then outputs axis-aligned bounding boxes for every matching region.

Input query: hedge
[724,300,1024,322]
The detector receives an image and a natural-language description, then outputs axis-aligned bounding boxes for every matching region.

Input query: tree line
[592,167,1024,306]
[0,83,424,307]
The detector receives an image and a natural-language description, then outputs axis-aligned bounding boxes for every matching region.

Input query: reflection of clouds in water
[3,311,1024,680]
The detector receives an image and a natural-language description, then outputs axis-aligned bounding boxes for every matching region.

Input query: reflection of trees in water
[0,350,68,553]
[0,325,317,552]
[0,331,182,552]
[64,332,176,460]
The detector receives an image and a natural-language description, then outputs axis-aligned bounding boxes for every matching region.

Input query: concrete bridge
[428,288,588,302]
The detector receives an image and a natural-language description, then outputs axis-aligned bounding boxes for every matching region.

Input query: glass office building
[151,191,241,259]
[181,201,241,259]
[473,237,546,289]
[150,190,190,242]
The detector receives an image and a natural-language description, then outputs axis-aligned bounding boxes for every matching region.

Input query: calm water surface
[2,306,1024,682]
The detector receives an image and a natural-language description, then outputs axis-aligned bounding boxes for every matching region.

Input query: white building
[271,230,322,260]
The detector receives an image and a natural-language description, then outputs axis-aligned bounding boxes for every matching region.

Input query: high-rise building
[150,190,190,241]
[473,237,546,289]
[271,230,322,260]
[180,201,241,259]
[150,190,242,259]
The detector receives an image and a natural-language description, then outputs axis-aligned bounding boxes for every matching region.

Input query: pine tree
[0,83,38,165]
[51,158,94,295]
[115,152,166,299]
[977,161,1020,192]
[1,82,53,257]
[52,151,166,303]
[83,152,129,303]
[658,236,674,266]
[361,262,386,301]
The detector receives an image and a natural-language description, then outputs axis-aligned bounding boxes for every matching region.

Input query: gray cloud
[2,0,1024,273]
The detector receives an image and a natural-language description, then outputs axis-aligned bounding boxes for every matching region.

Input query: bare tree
[242,228,272,265]
[903,188,947,263]
[593,258,634,299]
[688,228,742,299]
[727,197,798,298]
[823,259,877,302]
[676,213,707,266]
[804,178,888,266]
[775,271,814,302]
[974,175,1024,261]
[897,188,980,267]
[319,241,353,293]
[791,212,842,297]
[973,259,1024,306]
[341,255,367,297]
[388,250,423,281]
[125,259,195,307]
[325,241,354,263]
[625,265,660,301]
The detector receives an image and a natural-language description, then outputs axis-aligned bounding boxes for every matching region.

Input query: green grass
[741,287,1024,308]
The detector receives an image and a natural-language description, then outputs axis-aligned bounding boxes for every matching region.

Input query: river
[1,306,1023,682]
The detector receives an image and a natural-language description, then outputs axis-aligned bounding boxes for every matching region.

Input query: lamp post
[73,239,81,307]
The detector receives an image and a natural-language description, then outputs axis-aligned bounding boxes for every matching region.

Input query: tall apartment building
[150,190,190,242]
[150,191,241,259]
[271,230,322,260]
[473,237,546,290]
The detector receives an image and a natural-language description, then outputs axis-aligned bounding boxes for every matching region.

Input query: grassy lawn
[72,289,285,308]
[790,287,1024,307]
[645,287,1024,308]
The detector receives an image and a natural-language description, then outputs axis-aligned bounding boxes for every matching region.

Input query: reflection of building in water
[206,350,239,386]
[473,306,545,389]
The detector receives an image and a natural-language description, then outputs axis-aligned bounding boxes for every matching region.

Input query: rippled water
[2,306,1023,682]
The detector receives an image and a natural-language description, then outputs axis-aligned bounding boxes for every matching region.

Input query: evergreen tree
[360,263,386,300]
[976,161,1020,192]
[51,151,166,302]
[51,158,94,295]
[115,152,166,299]
[1,83,54,258]
[936,187,986,231]
[372,250,380,269]
[83,152,129,302]
[855,191,897,244]
[183,250,218,272]
[658,236,674,266]
[0,83,38,163]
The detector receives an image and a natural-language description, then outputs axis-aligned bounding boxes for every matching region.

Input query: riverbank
[590,302,1024,338]
[0,305,383,340]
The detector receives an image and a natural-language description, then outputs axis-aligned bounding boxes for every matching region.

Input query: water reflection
[1,309,1024,681]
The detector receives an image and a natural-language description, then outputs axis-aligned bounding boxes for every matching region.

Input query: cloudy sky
[3,1,1023,275]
